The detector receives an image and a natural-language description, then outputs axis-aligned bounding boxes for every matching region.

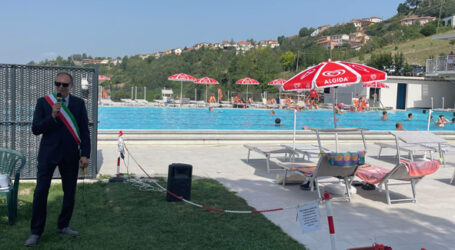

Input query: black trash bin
[166,163,192,202]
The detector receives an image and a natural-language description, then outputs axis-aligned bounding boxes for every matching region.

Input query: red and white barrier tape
[123,145,301,213]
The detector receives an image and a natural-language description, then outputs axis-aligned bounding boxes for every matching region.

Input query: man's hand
[79,156,89,168]
[52,102,61,118]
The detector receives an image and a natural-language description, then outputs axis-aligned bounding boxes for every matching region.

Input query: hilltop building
[257,40,280,48]
[311,25,331,37]
[350,16,383,31]
[400,15,436,26]
[442,15,455,28]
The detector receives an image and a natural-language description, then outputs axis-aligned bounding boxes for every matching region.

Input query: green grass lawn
[0,179,305,250]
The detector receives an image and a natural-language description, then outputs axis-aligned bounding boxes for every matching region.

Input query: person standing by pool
[381,111,388,120]
[308,89,319,110]
[407,113,413,120]
[26,72,90,246]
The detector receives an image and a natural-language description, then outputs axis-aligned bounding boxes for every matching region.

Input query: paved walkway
[97,142,455,250]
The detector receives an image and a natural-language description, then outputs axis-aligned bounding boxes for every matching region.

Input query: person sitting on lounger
[208,95,217,103]
[381,111,388,120]
[395,121,405,131]
[248,97,254,104]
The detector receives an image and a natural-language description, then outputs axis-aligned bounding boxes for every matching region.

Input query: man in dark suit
[25,72,90,246]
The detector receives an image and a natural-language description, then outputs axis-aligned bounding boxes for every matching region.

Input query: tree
[279,51,295,71]
[420,21,436,36]
[298,27,315,37]
[397,3,411,13]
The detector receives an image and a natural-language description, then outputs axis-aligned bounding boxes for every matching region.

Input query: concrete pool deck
[96,141,455,249]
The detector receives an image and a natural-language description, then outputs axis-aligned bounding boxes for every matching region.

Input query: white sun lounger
[244,144,295,173]
[278,152,363,202]
[375,142,435,161]
[282,144,330,161]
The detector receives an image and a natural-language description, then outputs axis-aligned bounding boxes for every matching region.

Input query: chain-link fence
[0,64,98,179]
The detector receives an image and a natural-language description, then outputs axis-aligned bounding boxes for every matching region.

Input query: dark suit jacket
[32,94,90,165]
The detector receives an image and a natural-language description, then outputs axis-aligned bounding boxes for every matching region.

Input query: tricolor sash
[45,93,81,144]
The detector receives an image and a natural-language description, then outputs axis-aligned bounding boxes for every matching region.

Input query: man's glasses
[55,81,70,87]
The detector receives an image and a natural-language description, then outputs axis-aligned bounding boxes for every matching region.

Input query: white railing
[426,55,455,75]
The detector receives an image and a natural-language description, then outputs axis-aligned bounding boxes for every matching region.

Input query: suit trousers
[30,157,79,235]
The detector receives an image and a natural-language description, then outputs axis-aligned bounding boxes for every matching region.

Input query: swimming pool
[98,107,455,131]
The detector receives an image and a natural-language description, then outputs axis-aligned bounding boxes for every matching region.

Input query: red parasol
[98,75,111,81]
[283,60,387,128]
[168,73,196,106]
[236,77,259,100]
[194,77,219,102]
[267,78,287,86]
[283,60,387,91]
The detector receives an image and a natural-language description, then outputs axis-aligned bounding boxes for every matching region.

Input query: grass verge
[0,178,305,250]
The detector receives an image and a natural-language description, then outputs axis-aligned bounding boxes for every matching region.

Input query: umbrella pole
[427,109,432,131]
[180,81,183,107]
[205,85,208,102]
[246,85,249,102]
[331,88,337,128]
[293,109,297,150]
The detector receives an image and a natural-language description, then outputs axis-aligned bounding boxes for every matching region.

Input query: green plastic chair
[0,148,26,225]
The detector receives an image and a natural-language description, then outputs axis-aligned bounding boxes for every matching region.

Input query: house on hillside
[330,34,349,47]
[139,54,153,60]
[257,40,280,48]
[218,40,235,50]
[311,25,330,37]
[317,36,338,49]
[349,32,370,49]
[350,16,382,31]
[236,41,253,52]
[100,59,109,64]
[164,50,173,55]
[194,42,211,50]
[400,15,436,26]
[173,48,182,55]
[111,58,122,65]
[442,15,455,28]
[153,52,162,59]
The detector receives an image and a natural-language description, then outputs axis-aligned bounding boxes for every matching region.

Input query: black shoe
[57,227,79,237]
[361,183,376,191]
[300,182,312,191]
[25,234,40,247]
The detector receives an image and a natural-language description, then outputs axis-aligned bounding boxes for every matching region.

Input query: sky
[0,0,404,64]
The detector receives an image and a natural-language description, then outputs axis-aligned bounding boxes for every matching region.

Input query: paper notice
[297,201,321,233]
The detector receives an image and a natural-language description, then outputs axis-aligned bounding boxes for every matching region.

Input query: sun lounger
[421,143,455,165]
[278,151,365,201]
[375,142,435,161]
[356,159,440,205]
[244,144,295,173]
[282,144,330,161]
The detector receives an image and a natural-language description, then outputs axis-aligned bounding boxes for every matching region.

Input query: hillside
[353,30,455,66]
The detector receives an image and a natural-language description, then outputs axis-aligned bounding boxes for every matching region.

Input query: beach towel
[400,159,439,177]
[327,151,365,167]
[356,165,391,184]
[288,165,316,177]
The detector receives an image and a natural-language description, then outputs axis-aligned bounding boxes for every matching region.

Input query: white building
[442,15,455,28]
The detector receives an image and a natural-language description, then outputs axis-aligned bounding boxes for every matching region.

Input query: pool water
[98,107,455,131]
